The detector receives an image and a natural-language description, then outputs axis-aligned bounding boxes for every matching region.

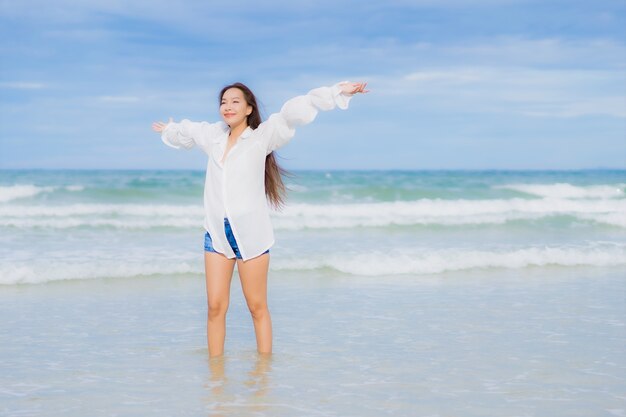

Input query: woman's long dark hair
[219,82,289,210]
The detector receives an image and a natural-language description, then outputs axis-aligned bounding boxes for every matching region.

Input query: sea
[1,169,625,285]
[1,169,625,416]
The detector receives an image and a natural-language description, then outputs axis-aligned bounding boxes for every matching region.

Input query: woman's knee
[208,299,229,320]
[247,301,269,320]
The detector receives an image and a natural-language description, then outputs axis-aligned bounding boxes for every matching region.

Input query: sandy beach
[2,266,624,417]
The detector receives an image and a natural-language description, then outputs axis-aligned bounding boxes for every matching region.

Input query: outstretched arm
[258,81,368,153]
[151,118,225,153]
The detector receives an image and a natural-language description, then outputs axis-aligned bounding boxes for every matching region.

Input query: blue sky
[1,0,624,170]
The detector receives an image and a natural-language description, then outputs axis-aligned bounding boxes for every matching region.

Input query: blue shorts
[204,218,269,259]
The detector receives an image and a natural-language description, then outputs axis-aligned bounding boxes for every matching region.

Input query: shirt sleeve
[161,119,224,154]
[257,81,353,154]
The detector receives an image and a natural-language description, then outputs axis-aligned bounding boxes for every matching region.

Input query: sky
[1,0,625,170]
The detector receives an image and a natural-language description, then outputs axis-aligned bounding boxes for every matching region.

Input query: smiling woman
[217,82,287,210]
[151,80,368,357]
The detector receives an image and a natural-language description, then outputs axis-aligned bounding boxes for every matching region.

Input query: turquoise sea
[1,169,625,284]
[1,169,625,416]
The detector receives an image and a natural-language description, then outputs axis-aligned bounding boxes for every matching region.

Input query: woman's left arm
[258,81,368,154]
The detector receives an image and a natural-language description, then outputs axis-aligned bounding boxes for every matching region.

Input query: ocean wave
[273,199,626,229]
[0,203,204,229]
[0,185,55,203]
[0,203,202,217]
[0,198,624,229]
[577,213,626,228]
[0,260,199,285]
[495,183,625,199]
[273,243,626,276]
[2,243,624,284]
[0,217,202,229]
[65,185,85,192]
[0,184,84,203]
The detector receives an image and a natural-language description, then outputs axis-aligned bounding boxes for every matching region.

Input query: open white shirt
[161,82,353,261]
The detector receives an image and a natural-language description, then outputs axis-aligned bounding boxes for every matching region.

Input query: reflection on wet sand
[244,352,272,397]
[203,353,274,416]
[208,355,226,395]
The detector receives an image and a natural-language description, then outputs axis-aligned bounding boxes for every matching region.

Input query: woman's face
[220,88,252,128]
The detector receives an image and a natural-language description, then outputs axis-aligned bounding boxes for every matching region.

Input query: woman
[152,80,368,357]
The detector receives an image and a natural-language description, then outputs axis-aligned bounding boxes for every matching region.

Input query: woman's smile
[220,87,254,127]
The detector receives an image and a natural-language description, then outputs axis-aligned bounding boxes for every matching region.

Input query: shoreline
[2,267,624,416]
[2,263,624,288]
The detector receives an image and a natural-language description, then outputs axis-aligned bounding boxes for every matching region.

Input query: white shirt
[161,81,353,261]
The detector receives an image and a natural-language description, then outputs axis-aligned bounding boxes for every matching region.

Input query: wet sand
[1,267,625,416]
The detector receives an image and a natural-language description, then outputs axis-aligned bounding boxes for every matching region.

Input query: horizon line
[1,167,625,172]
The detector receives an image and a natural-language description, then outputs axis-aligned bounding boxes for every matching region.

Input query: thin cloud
[441,37,626,69]
[388,66,626,118]
[405,69,485,83]
[0,82,45,89]
[99,95,141,103]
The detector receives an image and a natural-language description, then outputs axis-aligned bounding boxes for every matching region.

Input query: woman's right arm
[152,118,224,154]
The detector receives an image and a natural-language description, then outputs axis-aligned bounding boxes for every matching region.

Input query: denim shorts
[204,218,269,259]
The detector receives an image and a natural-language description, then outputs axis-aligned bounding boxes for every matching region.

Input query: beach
[1,169,625,416]
[2,267,625,416]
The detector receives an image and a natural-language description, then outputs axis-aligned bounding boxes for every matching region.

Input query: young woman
[152,80,368,357]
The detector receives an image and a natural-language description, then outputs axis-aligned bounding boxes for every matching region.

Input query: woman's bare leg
[204,251,236,357]
[237,253,272,354]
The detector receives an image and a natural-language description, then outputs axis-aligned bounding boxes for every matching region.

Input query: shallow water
[2,267,624,417]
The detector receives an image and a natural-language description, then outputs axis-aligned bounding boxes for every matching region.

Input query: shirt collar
[214,122,229,143]
[214,123,253,144]
[239,126,253,140]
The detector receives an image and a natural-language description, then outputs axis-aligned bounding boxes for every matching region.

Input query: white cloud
[372,66,626,118]
[405,69,485,83]
[0,82,45,89]
[0,0,332,41]
[247,36,625,118]
[99,95,141,103]
[440,37,626,69]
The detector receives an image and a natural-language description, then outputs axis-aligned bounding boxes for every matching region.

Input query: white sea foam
[65,185,85,192]
[0,204,204,229]
[496,183,625,199]
[273,243,626,276]
[1,197,624,229]
[0,184,85,203]
[0,260,200,285]
[0,217,202,229]
[273,198,626,229]
[0,184,55,202]
[578,213,626,228]
[2,243,624,284]
[287,184,308,192]
[0,203,203,217]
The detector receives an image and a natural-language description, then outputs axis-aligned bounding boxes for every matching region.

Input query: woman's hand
[339,81,369,95]
[152,117,173,133]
